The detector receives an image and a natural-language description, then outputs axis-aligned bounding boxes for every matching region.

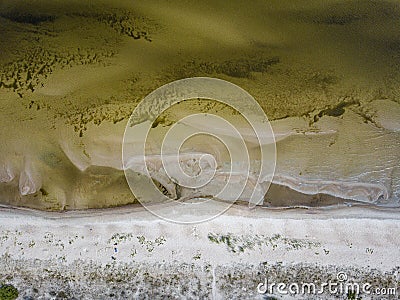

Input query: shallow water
[0,0,399,210]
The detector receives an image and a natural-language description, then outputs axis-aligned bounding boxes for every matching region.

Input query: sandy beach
[0,204,399,299]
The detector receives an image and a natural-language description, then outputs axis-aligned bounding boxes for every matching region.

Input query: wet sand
[0,0,399,210]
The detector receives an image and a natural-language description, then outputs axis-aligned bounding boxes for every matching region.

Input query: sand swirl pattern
[123,77,276,223]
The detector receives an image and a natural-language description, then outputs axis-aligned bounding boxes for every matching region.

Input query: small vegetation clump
[0,283,18,300]
[137,235,166,252]
[207,232,321,253]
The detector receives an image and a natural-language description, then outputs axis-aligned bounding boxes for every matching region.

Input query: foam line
[270,174,388,204]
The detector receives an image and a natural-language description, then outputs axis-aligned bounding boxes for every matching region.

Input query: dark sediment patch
[167,57,280,80]
[312,100,356,123]
[264,183,362,208]
[0,12,57,25]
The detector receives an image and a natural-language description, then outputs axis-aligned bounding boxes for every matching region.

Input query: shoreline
[1,201,400,221]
